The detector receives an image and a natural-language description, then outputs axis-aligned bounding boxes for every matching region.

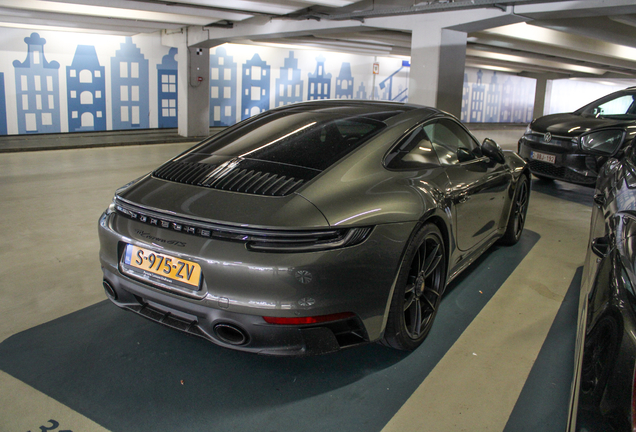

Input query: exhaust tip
[103,280,117,300]
[214,323,248,346]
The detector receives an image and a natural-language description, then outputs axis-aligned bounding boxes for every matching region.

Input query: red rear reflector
[263,312,355,325]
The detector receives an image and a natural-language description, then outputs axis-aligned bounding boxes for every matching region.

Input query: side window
[423,119,481,166]
[385,126,440,169]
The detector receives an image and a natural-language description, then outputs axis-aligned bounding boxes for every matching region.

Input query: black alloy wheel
[383,224,446,351]
[499,174,529,246]
[580,317,617,405]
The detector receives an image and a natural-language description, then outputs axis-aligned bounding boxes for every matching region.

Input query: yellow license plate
[123,244,202,288]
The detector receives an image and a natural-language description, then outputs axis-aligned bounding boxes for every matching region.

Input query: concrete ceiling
[1,0,635,79]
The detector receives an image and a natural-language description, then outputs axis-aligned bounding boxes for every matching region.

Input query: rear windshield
[193,111,387,171]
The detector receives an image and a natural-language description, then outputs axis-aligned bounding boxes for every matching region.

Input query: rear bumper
[98,211,417,355]
[102,266,367,356]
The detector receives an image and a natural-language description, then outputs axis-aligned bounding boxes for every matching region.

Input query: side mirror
[591,236,610,258]
[457,147,474,163]
[482,138,505,164]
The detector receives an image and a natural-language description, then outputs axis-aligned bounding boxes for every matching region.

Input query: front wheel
[498,174,529,246]
[382,224,447,351]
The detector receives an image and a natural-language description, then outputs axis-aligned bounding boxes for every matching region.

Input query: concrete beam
[481,23,636,64]
[186,19,367,48]
[364,6,519,33]
[513,0,636,20]
[529,17,636,49]
[468,33,636,72]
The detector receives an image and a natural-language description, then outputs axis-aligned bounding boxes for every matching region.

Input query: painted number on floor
[28,419,72,432]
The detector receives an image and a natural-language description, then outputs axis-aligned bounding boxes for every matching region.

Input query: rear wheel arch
[377,211,451,341]
[422,214,451,275]
[382,222,448,350]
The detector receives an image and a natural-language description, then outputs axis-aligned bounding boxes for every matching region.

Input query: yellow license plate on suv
[122,244,202,288]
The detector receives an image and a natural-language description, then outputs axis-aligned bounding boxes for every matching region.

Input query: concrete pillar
[179,46,210,137]
[533,75,548,119]
[524,73,563,119]
[162,28,210,138]
[409,27,467,117]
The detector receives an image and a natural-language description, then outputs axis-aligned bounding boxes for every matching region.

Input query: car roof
[267,99,446,125]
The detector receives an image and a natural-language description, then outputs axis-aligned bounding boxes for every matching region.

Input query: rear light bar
[114,198,371,253]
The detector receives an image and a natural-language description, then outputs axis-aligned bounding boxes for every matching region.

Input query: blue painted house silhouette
[67,45,106,132]
[355,82,367,100]
[461,73,470,122]
[110,37,149,130]
[335,62,354,99]
[512,80,530,123]
[499,77,513,123]
[210,47,237,126]
[371,86,380,101]
[308,55,331,100]
[275,51,303,107]
[241,54,270,120]
[470,69,485,123]
[484,71,500,123]
[157,47,178,129]
[0,73,7,135]
[13,33,61,134]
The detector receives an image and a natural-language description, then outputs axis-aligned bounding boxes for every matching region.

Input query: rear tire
[383,224,447,351]
[499,174,529,246]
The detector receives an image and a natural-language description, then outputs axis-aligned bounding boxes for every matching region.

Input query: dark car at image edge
[518,87,636,186]
[568,144,636,431]
[98,100,530,356]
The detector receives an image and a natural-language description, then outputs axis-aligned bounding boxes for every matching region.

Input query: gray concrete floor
[0,127,590,431]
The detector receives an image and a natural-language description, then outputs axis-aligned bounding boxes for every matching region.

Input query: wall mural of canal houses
[4,26,604,137]
[462,67,536,124]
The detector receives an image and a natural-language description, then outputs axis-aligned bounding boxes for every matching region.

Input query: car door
[423,119,512,251]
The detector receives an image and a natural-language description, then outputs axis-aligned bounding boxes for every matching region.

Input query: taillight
[263,312,355,325]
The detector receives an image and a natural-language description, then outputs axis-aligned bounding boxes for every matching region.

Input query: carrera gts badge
[135,230,186,247]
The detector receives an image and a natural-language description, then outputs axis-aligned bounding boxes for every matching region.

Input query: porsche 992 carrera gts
[98,101,530,355]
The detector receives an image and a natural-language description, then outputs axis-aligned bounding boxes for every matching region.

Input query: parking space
[0,142,593,432]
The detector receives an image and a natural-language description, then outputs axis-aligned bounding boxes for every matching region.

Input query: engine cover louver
[152,160,306,197]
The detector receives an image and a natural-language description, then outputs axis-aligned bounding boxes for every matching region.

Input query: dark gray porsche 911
[98,100,529,355]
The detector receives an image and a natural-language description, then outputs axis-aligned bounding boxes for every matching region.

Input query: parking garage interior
[1,1,635,431]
